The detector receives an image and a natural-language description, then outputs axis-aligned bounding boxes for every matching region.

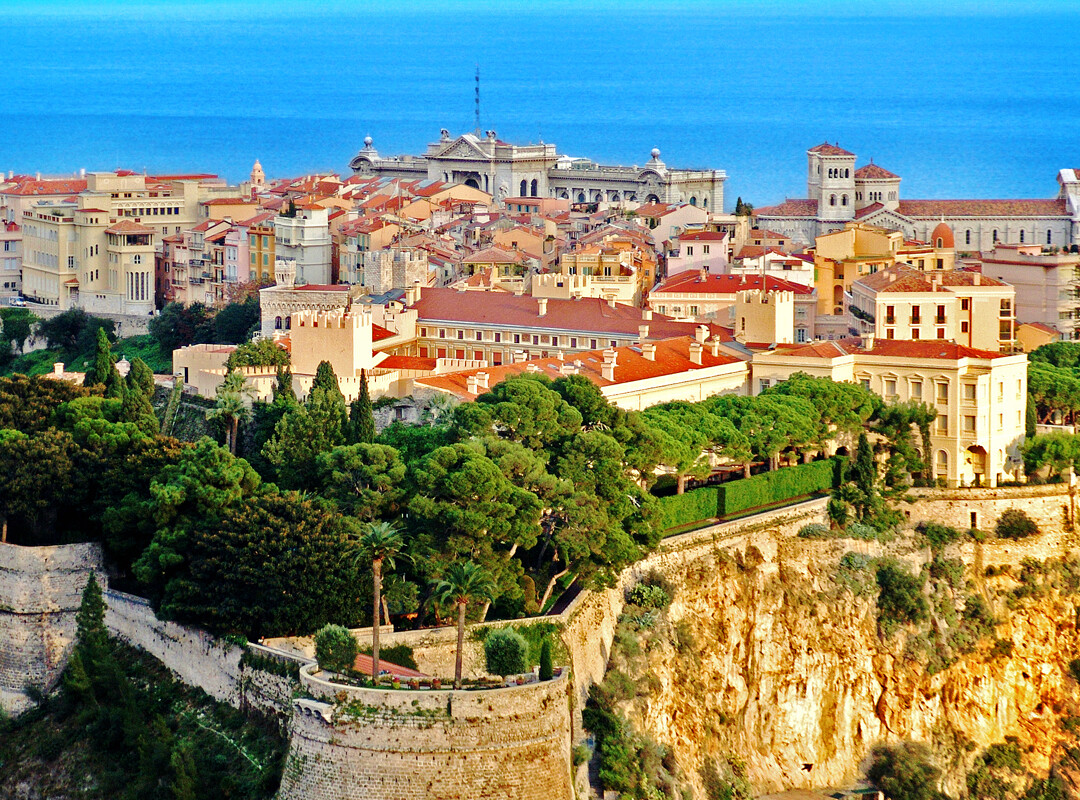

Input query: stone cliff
[600,493,1080,798]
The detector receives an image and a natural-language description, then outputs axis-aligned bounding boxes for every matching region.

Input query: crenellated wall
[277,664,574,800]
[0,542,105,715]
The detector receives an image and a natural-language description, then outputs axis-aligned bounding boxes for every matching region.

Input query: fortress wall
[906,484,1075,538]
[278,666,573,800]
[0,542,104,715]
[104,588,243,706]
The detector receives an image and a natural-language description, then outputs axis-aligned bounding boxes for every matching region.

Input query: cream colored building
[275,205,332,285]
[752,337,1027,487]
[975,244,1080,339]
[533,249,640,305]
[734,290,795,345]
[259,259,354,336]
[416,333,748,411]
[850,265,1016,351]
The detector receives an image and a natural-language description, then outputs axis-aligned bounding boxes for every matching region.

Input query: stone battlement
[292,307,373,330]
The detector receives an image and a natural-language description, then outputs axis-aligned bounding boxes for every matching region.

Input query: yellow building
[752,337,1027,487]
[248,215,277,283]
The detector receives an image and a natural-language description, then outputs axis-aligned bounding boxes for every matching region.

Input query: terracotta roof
[931,221,955,248]
[808,142,855,156]
[753,199,819,218]
[773,336,1010,361]
[1020,321,1059,334]
[418,335,743,399]
[750,228,787,240]
[371,324,395,342]
[855,265,1006,293]
[292,284,350,292]
[105,219,154,235]
[652,272,813,296]
[463,246,520,265]
[854,202,885,219]
[412,288,732,340]
[3,178,87,196]
[898,199,1068,217]
[633,202,676,218]
[854,163,899,180]
[203,197,254,205]
[377,355,438,371]
[679,230,727,241]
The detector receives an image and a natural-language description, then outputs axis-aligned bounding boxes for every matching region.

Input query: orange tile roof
[377,354,438,370]
[4,178,88,196]
[463,246,520,264]
[773,336,1011,361]
[412,288,731,340]
[652,271,813,296]
[898,199,1068,217]
[855,265,1007,293]
[105,219,154,234]
[754,199,819,217]
[854,163,899,180]
[203,197,254,205]
[418,335,742,398]
[809,142,855,156]
[679,230,727,241]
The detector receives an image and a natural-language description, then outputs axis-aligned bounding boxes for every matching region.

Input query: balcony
[935,315,946,325]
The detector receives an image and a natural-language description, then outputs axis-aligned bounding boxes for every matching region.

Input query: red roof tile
[377,355,438,371]
[3,178,88,196]
[898,199,1068,217]
[679,230,727,241]
[652,272,813,296]
[754,199,819,218]
[808,142,855,156]
[105,219,154,235]
[854,163,899,180]
[773,336,1011,361]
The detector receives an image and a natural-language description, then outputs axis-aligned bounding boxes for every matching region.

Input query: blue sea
[2,0,1078,209]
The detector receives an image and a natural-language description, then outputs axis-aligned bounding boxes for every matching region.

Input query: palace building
[755,143,1080,249]
[349,130,726,210]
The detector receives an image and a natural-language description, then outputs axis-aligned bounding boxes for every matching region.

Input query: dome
[650,147,661,159]
[931,222,954,249]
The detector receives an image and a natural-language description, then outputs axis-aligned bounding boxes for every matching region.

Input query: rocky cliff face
[607,529,1080,798]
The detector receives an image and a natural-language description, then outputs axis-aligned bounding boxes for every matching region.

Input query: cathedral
[755,143,1080,250]
[349,129,726,210]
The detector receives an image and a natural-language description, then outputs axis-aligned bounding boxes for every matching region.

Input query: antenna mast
[474,65,481,135]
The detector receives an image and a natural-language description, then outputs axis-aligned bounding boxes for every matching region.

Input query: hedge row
[656,459,838,530]
[718,459,835,517]
[657,486,720,530]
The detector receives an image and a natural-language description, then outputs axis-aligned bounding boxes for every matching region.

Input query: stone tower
[250,159,265,192]
[807,143,856,222]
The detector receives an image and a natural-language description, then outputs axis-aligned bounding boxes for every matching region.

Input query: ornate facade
[756,143,1080,249]
[350,130,726,209]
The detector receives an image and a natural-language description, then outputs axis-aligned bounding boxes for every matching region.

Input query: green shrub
[798,522,830,539]
[656,486,718,529]
[718,459,834,516]
[846,521,879,541]
[572,743,591,767]
[996,508,1040,540]
[627,583,670,609]
[314,624,357,674]
[867,741,944,800]
[919,521,964,551]
[539,639,553,680]
[483,628,529,677]
[929,555,965,590]
[876,562,929,629]
[1068,658,1080,684]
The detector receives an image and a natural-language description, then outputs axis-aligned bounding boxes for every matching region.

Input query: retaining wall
[277,665,573,800]
[0,542,104,715]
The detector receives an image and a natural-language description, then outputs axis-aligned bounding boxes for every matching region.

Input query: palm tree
[356,521,403,685]
[433,561,495,689]
[208,370,253,455]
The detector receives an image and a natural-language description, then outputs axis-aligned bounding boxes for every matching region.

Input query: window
[963,415,976,432]
[886,328,895,339]
[690,305,699,316]
[686,246,693,256]
[590,339,598,349]
[494,332,501,343]
[860,378,870,391]
[993,229,999,242]
[1020,230,1025,243]
[936,414,948,433]
[886,305,895,324]
[911,328,920,339]
[759,379,771,393]
[911,307,921,323]
[936,304,945,324]
[841,194,848,206]
[1000,320,1013,340]
[963,383,976,401]
[703,245,710,255]
[829,195,836,206]
[1048,229,1053,245]
[133,255,142,265]
[997,382,1004,401]
[937,328,945,339]
[961,321,969,333]
[937,450,948,467]
[439,328,446,338]
[961,298,970,311]
[885,379,897,398]
[997,413,1003,430]
[457,330,464,340]
[513,334,521,344]
[999,299,1012,317]
[965,230,971,245]
[476,331,483,341]
[911,380,923,399]
[937,382,949,402]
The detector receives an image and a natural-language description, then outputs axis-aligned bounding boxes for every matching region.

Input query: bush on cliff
[868,741,950,800]
[875,562,929,631]
[996,508,1040,540]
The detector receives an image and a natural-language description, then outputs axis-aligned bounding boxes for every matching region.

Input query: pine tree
[273,364,296,404]
[312,360,343,403]
[75,573,108,658]
[120,357,159,433]
[349,369,376,444]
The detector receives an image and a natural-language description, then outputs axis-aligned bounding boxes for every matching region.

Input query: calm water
[2,0,1078,208]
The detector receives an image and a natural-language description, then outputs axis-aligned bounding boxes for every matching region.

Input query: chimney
[405,280,420,306]
[888,272,897,283]
[709,335,721,357]
[863,334,875,350]
[538,297,548,316]
[973,273,981,286]
[638,323,649,340]
[475,371,489,390]
[53,362,64,375]
[642,342,656,361]
[642,307,653,321]
[695,324,708,344]
[689,341,703,365]
[606,297,616,308]
[699,267,707,282]
[80,168,86,178]
[601,348,617,381]
[466,375,479,394]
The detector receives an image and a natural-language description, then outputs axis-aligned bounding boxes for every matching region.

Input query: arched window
[703,198,708,209]
[1048,229,1053,245]
[965,230,971,245]
[936,238,943,248]
[577,192,586,203]
[689,196,697,206]
[520,179,527,196]
[828,168,833,178]
[841,194,848,206]
[829,194,837,206]
[845,169,849,178]
[284,317,291,330]
[993,229,999,243]
[275,316,282,330]
[937,450,948,468]
[1020,230,1025,243]
[530,179,538,197]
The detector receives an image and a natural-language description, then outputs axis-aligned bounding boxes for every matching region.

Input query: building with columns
[756,143,1080,249]
[350,130,725,209]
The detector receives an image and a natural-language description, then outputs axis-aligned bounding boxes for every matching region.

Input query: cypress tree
[311,360,344,405]
[127,356,156,399]
[85,327,122,398]
[349,369,376,444]
[539,638,553,681]
[852,431,876,519]
[75,573,108,658]
[273,364,297,404]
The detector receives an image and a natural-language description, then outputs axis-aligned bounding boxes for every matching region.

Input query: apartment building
[752,337,1027,487]
[275,204,332,285]
[975,244,1080,339]
[850,265,1016,351]
[665,230,728,278]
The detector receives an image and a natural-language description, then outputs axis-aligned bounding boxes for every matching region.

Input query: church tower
[807,143,856,223]
[250,159,266,193]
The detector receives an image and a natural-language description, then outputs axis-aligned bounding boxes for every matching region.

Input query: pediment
[434,136,489,160]
[858,207,914,228]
